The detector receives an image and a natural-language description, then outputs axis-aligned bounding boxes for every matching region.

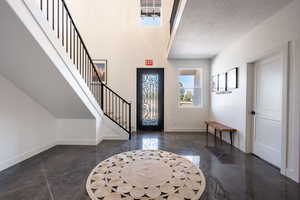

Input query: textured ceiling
[169,0,292,59]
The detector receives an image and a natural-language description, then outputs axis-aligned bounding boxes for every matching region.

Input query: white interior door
[252,53,283,168]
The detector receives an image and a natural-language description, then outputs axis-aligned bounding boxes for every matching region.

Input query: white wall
[56,119,97,145]
[210,0,300,182]
[0,74,56,171]
[65,0,210,132]
[167,59,210,131]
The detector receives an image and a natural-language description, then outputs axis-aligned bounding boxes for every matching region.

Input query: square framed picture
[92,59,107,84]
[227,67,238,90]
[218,73,227,92]
[211,75,219,92]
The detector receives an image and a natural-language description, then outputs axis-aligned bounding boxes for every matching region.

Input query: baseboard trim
[286,168,300,183]
[165,128,206,132]
[102,135,129,140]
[0,142,56,172]
[56,139,97,146]
[96,137,104,145]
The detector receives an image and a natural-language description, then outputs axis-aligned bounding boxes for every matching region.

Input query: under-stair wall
[0,0,128,171]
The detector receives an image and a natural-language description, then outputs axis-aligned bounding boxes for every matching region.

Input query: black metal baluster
[73,28,75,64]
[113,94,115,119]
[79,43,81,73]
[91,62,94,87]
[85,54,89,83]
[92,64,94,93]
[84,51,86,81]
[118,98,121,123]
[46,0,49,20]
[100,83,104,110]
[95,70,97,101]
[106,88,109,114]
[103,86,105,112]
[98,83,101,104]
[52,0,54,29]
[85,52,88,83]
[116,95,118,120]
[92,66,95,95]
[82,47,84,78]
[57,0,59,38]
[87,60,90,90]
[77,35,79,69]
[97,82,100,103]
[114,95,117,121]
[109,90,111,116]
[122,101,124,127]
[82,50,84,81]
[108,89,110,115]
[66,15,68,52]
[129,103,131,138]
[83,52,85,81]
[125,104,127,129]
[62,6,64,46]
[105,87,108,113]
[70,23,72,59]
[115,95,118,121]
[92,68,94,97]
[40,0,43,11]
[82,45,84,76]
[90,64,93,93]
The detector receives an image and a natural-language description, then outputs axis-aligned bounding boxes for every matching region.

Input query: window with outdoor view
[178,69,202,107]
[140,0,161,26]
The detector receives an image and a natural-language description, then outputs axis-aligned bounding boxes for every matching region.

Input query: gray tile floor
[0,132,299,200]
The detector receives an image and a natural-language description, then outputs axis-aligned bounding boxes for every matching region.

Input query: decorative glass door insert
[142,74,159,126]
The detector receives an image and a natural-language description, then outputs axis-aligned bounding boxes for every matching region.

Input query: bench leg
[214,129,217,140]
[206,124,209,136]
[205,124,209,146]
[219,131,223,144]
[230,131,233,146]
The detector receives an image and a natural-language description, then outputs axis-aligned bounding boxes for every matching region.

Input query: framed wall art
[92,59,107,84]
[211,75,219,92]
[218,73,227,92]
[227,67,238,90]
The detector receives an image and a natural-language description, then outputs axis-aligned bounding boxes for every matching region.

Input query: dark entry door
[137,68,164,131]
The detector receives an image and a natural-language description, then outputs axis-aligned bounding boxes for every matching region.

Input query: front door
[137,68,164,131]
[252,53,283,168]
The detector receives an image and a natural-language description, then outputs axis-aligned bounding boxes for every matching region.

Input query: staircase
[37,0,131,139]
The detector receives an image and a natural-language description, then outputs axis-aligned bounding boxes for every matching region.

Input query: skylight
[140,0,161,26]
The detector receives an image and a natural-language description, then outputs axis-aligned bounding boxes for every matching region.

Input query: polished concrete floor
[0,132,299,200]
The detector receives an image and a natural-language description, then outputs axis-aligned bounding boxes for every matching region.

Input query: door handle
[251,111,256,115]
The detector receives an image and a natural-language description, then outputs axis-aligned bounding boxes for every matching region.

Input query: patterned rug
[86,150,206,200]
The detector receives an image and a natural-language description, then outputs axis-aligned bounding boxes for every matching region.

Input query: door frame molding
[246,43,289,176]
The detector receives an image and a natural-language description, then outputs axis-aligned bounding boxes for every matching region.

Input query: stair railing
[37,0,131,139]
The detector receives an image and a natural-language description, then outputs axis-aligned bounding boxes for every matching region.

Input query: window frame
[139,0,162,27]
[177,68,203,109]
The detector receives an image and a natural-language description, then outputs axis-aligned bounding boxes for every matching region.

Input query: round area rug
[86,150,206,200]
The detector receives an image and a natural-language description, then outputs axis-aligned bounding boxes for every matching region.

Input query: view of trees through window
[179,69,201,107]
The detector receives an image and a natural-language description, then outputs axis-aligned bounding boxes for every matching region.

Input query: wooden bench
[205,121,237,145]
